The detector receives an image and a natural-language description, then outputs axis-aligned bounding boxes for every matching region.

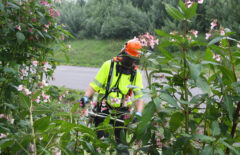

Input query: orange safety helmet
[124,39,142,59]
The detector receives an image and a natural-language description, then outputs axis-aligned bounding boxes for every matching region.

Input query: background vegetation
[57,0,240,40]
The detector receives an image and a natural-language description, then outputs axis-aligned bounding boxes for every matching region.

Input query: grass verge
[54,39,126,67]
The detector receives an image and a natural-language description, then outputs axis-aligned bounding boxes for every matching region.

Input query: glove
[78,96,89,108]
[133,112,142,123]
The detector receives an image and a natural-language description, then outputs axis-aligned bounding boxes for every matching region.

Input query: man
[79,39,144,145]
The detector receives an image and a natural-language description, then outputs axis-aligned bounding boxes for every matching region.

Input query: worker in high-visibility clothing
[79,39,144,146]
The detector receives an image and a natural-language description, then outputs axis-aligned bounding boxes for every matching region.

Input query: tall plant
[129,0,240,154]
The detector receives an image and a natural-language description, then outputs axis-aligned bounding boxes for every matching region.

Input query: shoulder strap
[106,59,114,93]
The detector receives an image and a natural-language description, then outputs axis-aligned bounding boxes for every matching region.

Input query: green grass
[54,39,126,67]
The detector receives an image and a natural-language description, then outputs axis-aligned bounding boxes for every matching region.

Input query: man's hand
[133,112,142,123]
[78,96,89,108]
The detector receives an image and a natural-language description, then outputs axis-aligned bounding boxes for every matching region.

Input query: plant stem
[30,100,37,155]
[183,19,189,134]
[226,101,240,154]
[15,139,31,155]
[226,38,237,81]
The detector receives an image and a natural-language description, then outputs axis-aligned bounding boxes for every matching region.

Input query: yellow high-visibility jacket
[90,59,143,107]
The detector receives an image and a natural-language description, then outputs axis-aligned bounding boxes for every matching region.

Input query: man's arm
[84,85,96,98]
[135,99,144,113]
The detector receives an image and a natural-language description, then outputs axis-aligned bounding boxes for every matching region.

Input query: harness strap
[98,58,137,111]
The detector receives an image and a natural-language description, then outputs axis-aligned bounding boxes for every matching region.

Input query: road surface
[49,65,149,90]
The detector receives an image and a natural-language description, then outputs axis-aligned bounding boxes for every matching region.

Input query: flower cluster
[135,32,159,49]
[185,0,204,8]
[0,114,14,124]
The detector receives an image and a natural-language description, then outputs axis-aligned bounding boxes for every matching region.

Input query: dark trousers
[94,107,129,154]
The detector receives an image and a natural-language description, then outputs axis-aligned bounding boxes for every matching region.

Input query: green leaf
[210,121,220,136]
[219,139,239,155]
[103,115,111,126]
[193,134,215,142]
[218,66,235,83]
[0,139,14,150]
[164,3,185,21]
[70,101,80,113]
[160,93,179,108]
[16,32,25,45]
[216,147,225,155]
[188,61,201,81]
[18,93,30,108]
[223,95,233,121]
[0,0,4,11]
[34,116,50,131]
[60,132,71,147]
[201,145,213,155]
[201,61,220,66]
[153,97,161,112]
[141,102,155,123]
[155,29,171,37]
[208,37,223,46]
[179,0,187,14]
[196,77,211,95]
[169,112,184,132]
[204,48,213,61]
[7,2,20,9]
[185,3,198,19]
[159,47,174,61]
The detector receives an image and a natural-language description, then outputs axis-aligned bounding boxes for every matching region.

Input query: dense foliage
[1,0,240,154]
[58,0,240,39]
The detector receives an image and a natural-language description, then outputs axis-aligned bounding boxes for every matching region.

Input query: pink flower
[28,28,32,33]
[66,45,71,49]
[62,35,65,40]
[59,95,62,101]
[33,96,40,103]
[42,67,47,71]
[91,102,97,106]
[43,95,50,102]
[33,18,37,22]
[41,0,49,6]
[156,138,162,148]
[82,109,88,116]
[0,114,6,119]
[49,9,61,18]
[30,143,34,152]
[140,38,148,47]
[44,24,49,28]
[36,35,39,41]
[20,75,23,79]
[154,122,158,128]
[220,30,225,36]
[213,54,221,62]
[39,80,48,88]
[198,0,204,4]
[237,43,240,48]
[101,107,107,112]
[154,39,159,45]
[17,85,24,91]
[123,114,131,120]
[97,147,101,153]
[133,36,139,41]
[29,12,33,15]
[16,25,21,31]
[18,1,22,5]
[187,35,191,41]
[149,40,155,49]
[210,21,217,30]
[30,36,34,40]
[32,61,38,67]
[20,68,27,76]
[44,29,48,33]
[24,89,32,95]
[115,98,120,104]
[192,30,198,38]
[186,0,194,8]
[205,33,212,40]
[0,133,7,139]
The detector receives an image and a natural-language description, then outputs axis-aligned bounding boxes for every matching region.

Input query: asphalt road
[49,65,149,90]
